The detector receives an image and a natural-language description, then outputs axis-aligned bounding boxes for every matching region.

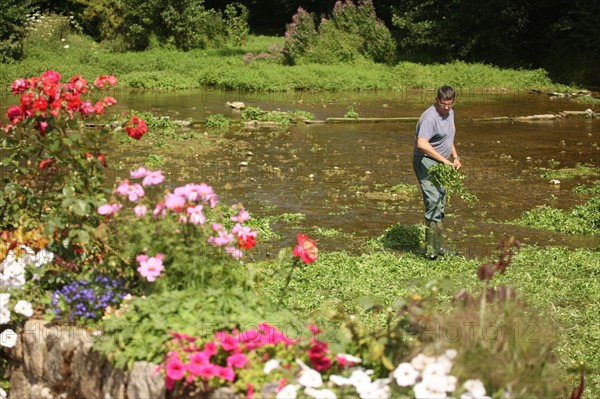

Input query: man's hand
[453,158,462,170]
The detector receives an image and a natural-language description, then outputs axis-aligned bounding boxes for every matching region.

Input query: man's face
[435,98,454,117]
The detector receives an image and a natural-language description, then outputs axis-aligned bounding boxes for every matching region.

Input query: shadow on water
[3,88,597,259]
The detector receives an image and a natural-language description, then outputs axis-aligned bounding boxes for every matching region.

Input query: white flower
[14,300,33,317]
[0,328,17,348]
[413,382,447,399]
[460,393,492,399]
[435,355,454,374]
[444,348,458,359]
[0,387,6,399]
[2,259,25,278]
[63,44,70,49]
[0,293,9,310]
[277,384,300,399]
[0,308,10,325]
[411,353,435,370]
[422,362,449,380]
[357,379,391,399]
[442,375,457,392]
[463,379,487,397]
[393,362,419,386]
[297,367,323,388]
[304,387,337,399]
[20,245,36,265]
[34,249,54,267]
[349,369,373,388]
[296,359,323,388]
[329,375,352,386]
[264,358,281,374]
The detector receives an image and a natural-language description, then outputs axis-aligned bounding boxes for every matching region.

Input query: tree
[0,0,32,63]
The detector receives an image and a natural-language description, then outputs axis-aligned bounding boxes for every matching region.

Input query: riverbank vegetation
[0,2,581,92]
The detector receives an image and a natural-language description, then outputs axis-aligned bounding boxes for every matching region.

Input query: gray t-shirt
[413,105,455,158]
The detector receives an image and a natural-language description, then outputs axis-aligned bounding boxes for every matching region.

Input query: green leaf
[77,229,90,244]
[71,199,90,216]
[381,355,395,370]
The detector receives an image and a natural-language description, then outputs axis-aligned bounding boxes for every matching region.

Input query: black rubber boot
[432,220,444,256]
[425,219,438,260]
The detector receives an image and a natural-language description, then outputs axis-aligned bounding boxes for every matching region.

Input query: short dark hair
[437,85,455,101]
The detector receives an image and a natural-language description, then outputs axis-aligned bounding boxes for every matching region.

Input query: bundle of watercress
[428,163,478,206]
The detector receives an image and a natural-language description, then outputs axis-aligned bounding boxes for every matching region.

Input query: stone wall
[7,319,166,399]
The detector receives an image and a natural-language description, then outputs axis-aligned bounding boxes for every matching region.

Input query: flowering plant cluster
[1,243,54,349]
[1,70,148,269]
[97,168,258,290]
[282,7,318,64]
[243,44,283,64]
[159,322,492,399]
[50,274,129,322]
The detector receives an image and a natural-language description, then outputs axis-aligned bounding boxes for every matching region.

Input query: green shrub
[0,0,30,63]
[300,20,362,64]
[95,287,301,368]
[282,7,317,65]
[330,0,396,64]
[224,2,249,47]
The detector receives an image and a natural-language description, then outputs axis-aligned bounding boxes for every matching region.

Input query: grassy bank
[0,35,573,92]
[254,245,599,395]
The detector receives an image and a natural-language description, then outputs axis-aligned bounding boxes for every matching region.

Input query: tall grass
[0,30,573,92]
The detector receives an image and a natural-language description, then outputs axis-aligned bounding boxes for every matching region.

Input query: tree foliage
[0,0,31,62]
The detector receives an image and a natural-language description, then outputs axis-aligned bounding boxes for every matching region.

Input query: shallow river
[4,88,599,259]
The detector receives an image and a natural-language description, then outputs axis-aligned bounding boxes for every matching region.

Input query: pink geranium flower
[137,254,165,282]
[142,170,165,186]
[134,205,147,217]
[116,180,145,201]
[231,205,250,222]
[187,205,205,225]
[293,234,318,264]
[130,167,149,178]
[165,193,186,211]
[97,203,122,215]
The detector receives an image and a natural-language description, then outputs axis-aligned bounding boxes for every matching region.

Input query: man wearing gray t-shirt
[413,85,461,259]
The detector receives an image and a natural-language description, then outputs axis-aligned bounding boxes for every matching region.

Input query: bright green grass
[254,245,600,395]
[0,33,573,92]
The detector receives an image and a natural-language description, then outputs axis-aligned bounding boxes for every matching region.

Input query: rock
[225,101,245,109]
[549,179,561,185]
[127,361,166,399]
[531,114,555,119]
[72,339,103,399]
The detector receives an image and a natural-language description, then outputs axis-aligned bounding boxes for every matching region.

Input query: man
[413,85,461,259]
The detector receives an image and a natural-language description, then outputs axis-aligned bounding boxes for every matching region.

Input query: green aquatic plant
[514,196,600,235]
[144,154,166,169]
[344,105,359,119]
[205,113,231,129]
[428,163,478,206]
